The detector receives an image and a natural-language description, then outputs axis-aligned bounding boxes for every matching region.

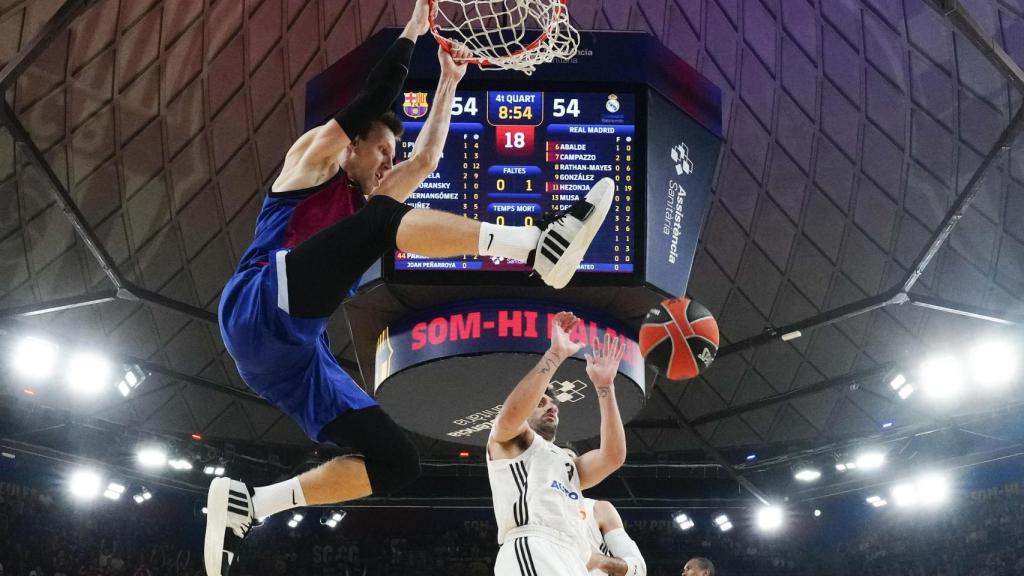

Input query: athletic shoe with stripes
[204,477,255,576]
[529,177,614,289]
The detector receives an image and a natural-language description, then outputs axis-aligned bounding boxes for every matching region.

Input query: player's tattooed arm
[574,333,628,488]
[489,312,582,445]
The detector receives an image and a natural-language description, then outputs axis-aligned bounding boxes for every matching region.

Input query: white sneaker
[530,177,614,289]
[204,477,255,576]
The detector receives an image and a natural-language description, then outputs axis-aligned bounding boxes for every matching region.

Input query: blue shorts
[219,250,377,443]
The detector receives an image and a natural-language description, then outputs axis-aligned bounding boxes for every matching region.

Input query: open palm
[585,332,625,385]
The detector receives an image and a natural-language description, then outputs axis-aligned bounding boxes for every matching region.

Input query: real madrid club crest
[403,92,429,118]
[605,94,620,113]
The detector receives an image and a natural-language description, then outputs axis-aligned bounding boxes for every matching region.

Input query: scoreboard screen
[387,86,642,283]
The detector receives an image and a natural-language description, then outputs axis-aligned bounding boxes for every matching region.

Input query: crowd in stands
[2,472,1024,575]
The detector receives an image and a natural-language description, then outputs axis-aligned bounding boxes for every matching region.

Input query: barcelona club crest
[403,92,429,118]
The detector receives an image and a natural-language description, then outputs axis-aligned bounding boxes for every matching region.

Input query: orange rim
[427,0,569,67]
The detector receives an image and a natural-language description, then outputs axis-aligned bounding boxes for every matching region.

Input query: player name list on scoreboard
[395,90,636,274]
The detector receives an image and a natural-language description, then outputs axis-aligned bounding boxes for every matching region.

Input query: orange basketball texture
[639,298,720,381]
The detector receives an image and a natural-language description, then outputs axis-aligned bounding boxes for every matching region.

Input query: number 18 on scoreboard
[489,92,541,157]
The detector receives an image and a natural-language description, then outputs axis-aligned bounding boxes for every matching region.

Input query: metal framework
[0,0,1022,505]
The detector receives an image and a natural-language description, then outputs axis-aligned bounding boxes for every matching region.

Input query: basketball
[639,298,720,381]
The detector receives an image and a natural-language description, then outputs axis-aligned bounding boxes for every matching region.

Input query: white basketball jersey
[487,432,590,563]
[583,498,612,575]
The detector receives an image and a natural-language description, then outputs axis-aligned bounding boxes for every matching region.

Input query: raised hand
[585,332,626,387]
[549,311,584,360]
[404,0,431,38]
[438,44,469,81]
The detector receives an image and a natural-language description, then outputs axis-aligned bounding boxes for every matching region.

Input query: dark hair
[691,558,715,575]
[354,111,404,142]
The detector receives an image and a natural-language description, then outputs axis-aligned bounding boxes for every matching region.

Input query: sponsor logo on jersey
[403,92,429,118]
[550,479,580,500]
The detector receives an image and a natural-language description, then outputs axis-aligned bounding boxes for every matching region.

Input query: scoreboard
[389,87,642,283]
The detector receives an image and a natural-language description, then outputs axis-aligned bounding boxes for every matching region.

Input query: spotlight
[103,482,125,500]
[202,507,208,514]
[67,352,113,395]
[813,509,822,518]
[203,465,226,476]
[836,460,857,472]
[866,495,888,508]
[673,513,695,531]
[69,469,102,500]
[755,505,783,532]
[136,448,167,469]
[168,459,193,471]
[970,341,1018,388]
[12,337,58,381]
[116,365,147,397]
[794,468,821,482]
[713,514,733,532]
[919,355,963,400]
[889,372,915,400]
[746,454,757,462]
[882,421,894,429]
[855,451,885,470]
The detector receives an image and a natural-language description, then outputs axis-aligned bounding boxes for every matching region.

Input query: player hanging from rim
[204,1,614,574]
[487,314,628,576]
[581,497,647,576]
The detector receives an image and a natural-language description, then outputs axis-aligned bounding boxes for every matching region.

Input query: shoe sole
[204,477,230,576]
[544,177,615,289]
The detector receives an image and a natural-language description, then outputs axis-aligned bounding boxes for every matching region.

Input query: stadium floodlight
[713,514,732,532]
[898,384,915,399]
[673,513,695,531]
[103,482,125,500]
[917,474,949,506]
[69,469,102,499]
[137,447,167,469]
[835,463,846,472]
[204,465,226,476]
[855,451,885,470]
[865,495,888,508]
[745,454,757,462]
[321,510,346,529]
[168,458,193,471]
[12,336,59,381]
[67,352,113,395]
[133,488,153,504]
[117,365,148,397]
[919,355,963,400]
[794,468,821,482]
[755,505,783,532]
[889,374,906,391]
[813,509,822,518]
[891,482,918,507]
[970,341,1018,388]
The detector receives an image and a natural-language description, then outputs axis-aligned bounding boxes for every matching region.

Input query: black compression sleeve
[334,38,415,139]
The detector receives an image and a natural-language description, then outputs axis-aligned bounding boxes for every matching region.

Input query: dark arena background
[2,1,1024,575]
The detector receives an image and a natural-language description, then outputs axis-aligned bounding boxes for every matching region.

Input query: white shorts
[494,536,590,576]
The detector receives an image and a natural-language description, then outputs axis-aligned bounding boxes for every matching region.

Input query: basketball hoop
[428,0,580,75]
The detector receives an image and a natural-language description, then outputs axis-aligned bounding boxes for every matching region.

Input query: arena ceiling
[1,0,1023,503]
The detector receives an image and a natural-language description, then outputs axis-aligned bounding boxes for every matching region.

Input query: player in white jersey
[487,312,628,576]
[581,498,646,576]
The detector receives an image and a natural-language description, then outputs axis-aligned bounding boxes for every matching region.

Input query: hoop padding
[430,0,580,75]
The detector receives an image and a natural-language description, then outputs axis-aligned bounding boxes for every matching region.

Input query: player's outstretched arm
[371,46,468,203]
[273,0,431,192]
[586,500,647,576]
[575,333,627,489]
[489,312,582,446]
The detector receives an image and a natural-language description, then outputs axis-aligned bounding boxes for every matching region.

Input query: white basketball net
[429,0,580,75]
